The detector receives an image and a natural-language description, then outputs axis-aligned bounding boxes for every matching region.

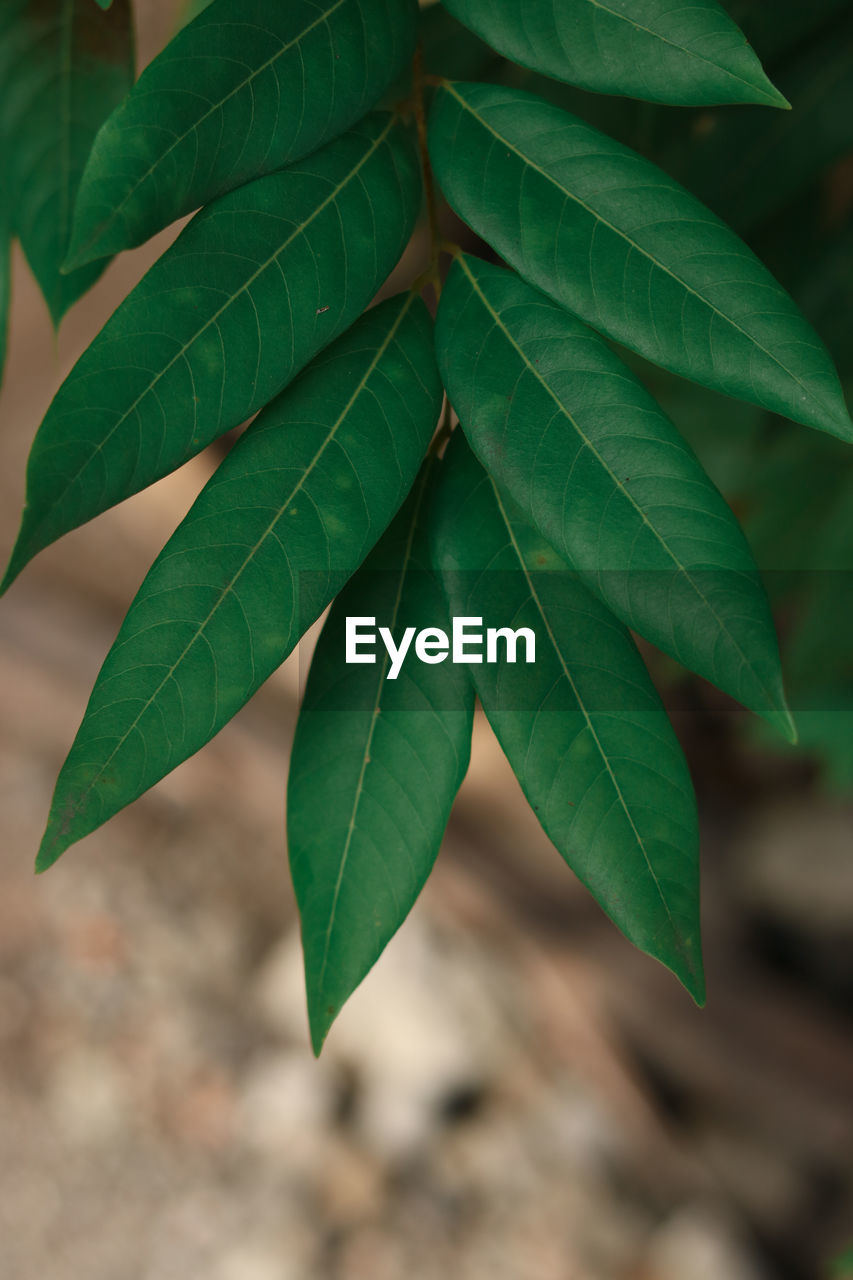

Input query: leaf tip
[824,405,853,443]
[308,1000,336,1059]
[61,244,93,276]
[34,831,65,875]
[0,553,21,598]
[0,524,35,596]
[764,702,798,746]
[62,217,110,275]
[783,711,799,748]
[674,936,706,1008]
[763,84,792,111]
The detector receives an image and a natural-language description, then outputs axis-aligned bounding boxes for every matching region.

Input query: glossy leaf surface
[431,434,704,1002]
[441,0,786,107]
[427,82,852,439]
[3,113,421,592]
[288,464,474,1053]
[436,256,792,736]
[36,293,442,871]
[66,0,416,268]
[0,0,133,321]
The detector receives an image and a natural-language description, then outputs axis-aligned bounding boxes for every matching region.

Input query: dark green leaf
[619,352,762,497]
[491,57,660,155]
[0,0,134,321]
[427,82,852,440]
[436,256,793,737]
[684,16,853,232]
[2,112,421,592]
[288,463,474,1054]
[35,292,442,871]
[441,0,786,108]
[66,0,417,269]
[431,433,704,1003]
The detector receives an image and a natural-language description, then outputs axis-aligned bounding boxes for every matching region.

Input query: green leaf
[2,112,421,593]
[440,0,787,108]
[436,255,793,738]
[431,433,704,1003]
[66,0,417,269]
[35,291,442,871]
[95,1,114,10]
[288,463,475,1054]
[684,15,853,233]
[491,56,660,156]
[427,82,852,440]
[0,0,134,322]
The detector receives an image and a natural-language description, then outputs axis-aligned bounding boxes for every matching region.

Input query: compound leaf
[288,463,475,1054]
[66,0,417,269]
[437,255,793,738]
[431,433,704,1003]
[2,112,421,593]
[441,0,786,108]
[36,292,442,871]
[0,0,134,322]
[427,82,852,440]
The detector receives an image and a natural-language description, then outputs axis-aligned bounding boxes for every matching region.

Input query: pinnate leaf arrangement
[1,0,850,1053]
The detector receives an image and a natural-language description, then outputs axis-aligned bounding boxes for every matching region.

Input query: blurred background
[1,2,852,1277]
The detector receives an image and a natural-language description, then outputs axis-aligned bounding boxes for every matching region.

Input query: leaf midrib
[572,0,774,100]
[42,289,418,858]
[316,456,435,994]
[488,476,683,954]
[74,0,351,260]
[455,253,783,717]
[443,83,830,424]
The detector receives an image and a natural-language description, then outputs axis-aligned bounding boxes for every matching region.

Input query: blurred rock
[214,1243,304,1280]
[48,1048,131,1146]
[253,912,507,1159]
[640,1202,769,1280]
[237,1048,333,1167]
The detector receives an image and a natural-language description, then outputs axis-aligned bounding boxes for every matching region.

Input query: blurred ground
[1,4,853,1279]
